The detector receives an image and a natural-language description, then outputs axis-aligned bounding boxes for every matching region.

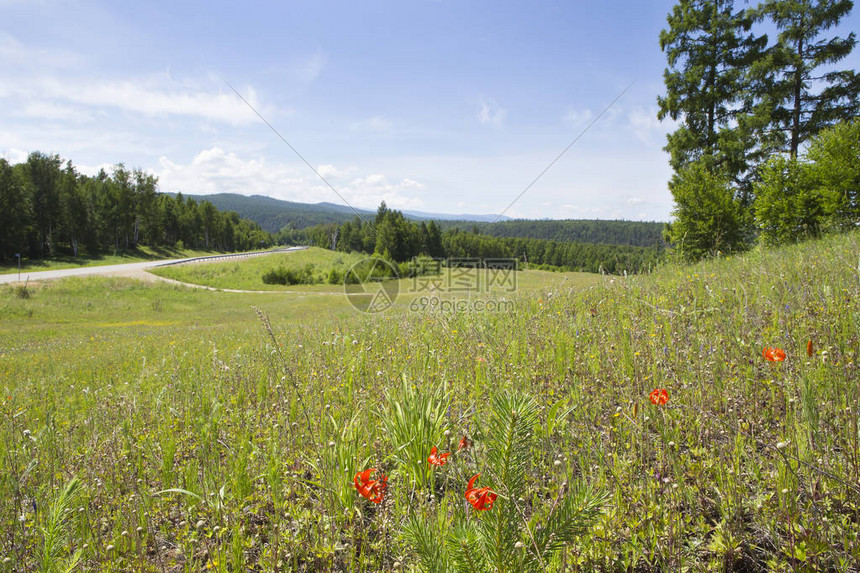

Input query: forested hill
[170,193,376,232]
[435,219,665,247]
[176,193,663,248]
[173,193,508,232]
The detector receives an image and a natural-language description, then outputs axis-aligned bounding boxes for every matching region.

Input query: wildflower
[354,468,388,504]
[457,435,471,452]
[807,340,813,357]
[465,473,497,511]
[649,388,669,406]
[763,347,786,362]
[476,357,486,363]
[428,446,451,467]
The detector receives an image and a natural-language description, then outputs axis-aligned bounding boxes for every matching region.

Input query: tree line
[0,152,272,262]
[437,219,665,247]
[295,203,663,274]
[659,0,859,261]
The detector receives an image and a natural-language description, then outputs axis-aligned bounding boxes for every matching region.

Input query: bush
[665,161,750,261]
[753,155,824,246]
[805,119,860,230]
[261,263,318,285]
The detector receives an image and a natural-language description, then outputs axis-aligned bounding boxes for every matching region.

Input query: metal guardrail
[154,246,308,267]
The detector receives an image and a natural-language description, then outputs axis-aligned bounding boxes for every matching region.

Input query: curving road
[0,246,308,285]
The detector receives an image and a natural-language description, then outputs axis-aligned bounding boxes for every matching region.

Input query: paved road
[0,247,308,285]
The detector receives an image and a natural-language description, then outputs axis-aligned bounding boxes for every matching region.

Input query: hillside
[168,193,375,231]
[171,193,511,232]
[3,230,859,570]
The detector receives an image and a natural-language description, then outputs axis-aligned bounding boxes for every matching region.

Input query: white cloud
[155,147,305,197]
[478,100,506,127]
[31,76,273,125]
[628,106,674,145]
[76,162,115,177]
[342,174,425,209]
[0,35,279,126]
[563,108,592,126]
[0,32,83,70]
[153,147,425,210]
[295,52,327,85]
[0,148,27,164]
[20,101,93,122]
[317,164,339,179]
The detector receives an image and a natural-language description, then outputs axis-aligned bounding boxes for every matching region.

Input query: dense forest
[434,219,665,247]
[659,0,859,260]
[0,153,271,262]
[298,204,663,274]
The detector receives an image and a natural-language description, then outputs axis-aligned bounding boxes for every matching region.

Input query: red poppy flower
[763,347,786,362]
[428,446,451,467]
[457,435,471,452]
[649,388,669,406]
[806,340,813,357]
[353,469,387,504]
[464,473,497,511]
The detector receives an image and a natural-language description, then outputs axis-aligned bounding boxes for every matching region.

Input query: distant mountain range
[167,192,665,248]
[169,193,509,232]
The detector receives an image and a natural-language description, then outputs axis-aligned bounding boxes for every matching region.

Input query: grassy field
[1,232,859,571]
[0,246,230,275]
[150,248,367,291]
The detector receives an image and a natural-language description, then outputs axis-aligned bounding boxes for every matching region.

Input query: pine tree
[0,159,31,261]
[760,0,859,157]
[658,0,768,184]
[659,0,766,259]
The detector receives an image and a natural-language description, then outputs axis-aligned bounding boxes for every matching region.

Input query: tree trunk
[790,24,805,157]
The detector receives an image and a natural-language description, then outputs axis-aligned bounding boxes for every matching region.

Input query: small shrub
[262,264,318,285]
[327,268,343,285]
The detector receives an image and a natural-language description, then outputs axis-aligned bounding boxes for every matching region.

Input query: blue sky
[1,1,857,221]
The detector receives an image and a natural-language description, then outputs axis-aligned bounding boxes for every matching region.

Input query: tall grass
[0,231,859,570]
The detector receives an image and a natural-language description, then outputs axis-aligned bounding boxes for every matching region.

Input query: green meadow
[1,232,859,571]
[149,248,369,291]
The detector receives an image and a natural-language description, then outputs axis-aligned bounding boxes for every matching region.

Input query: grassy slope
[0,232,858,570]
[150,247,367,290]
[149,246,599,297]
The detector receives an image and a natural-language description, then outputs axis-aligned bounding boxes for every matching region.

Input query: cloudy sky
[1,1,857,221]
